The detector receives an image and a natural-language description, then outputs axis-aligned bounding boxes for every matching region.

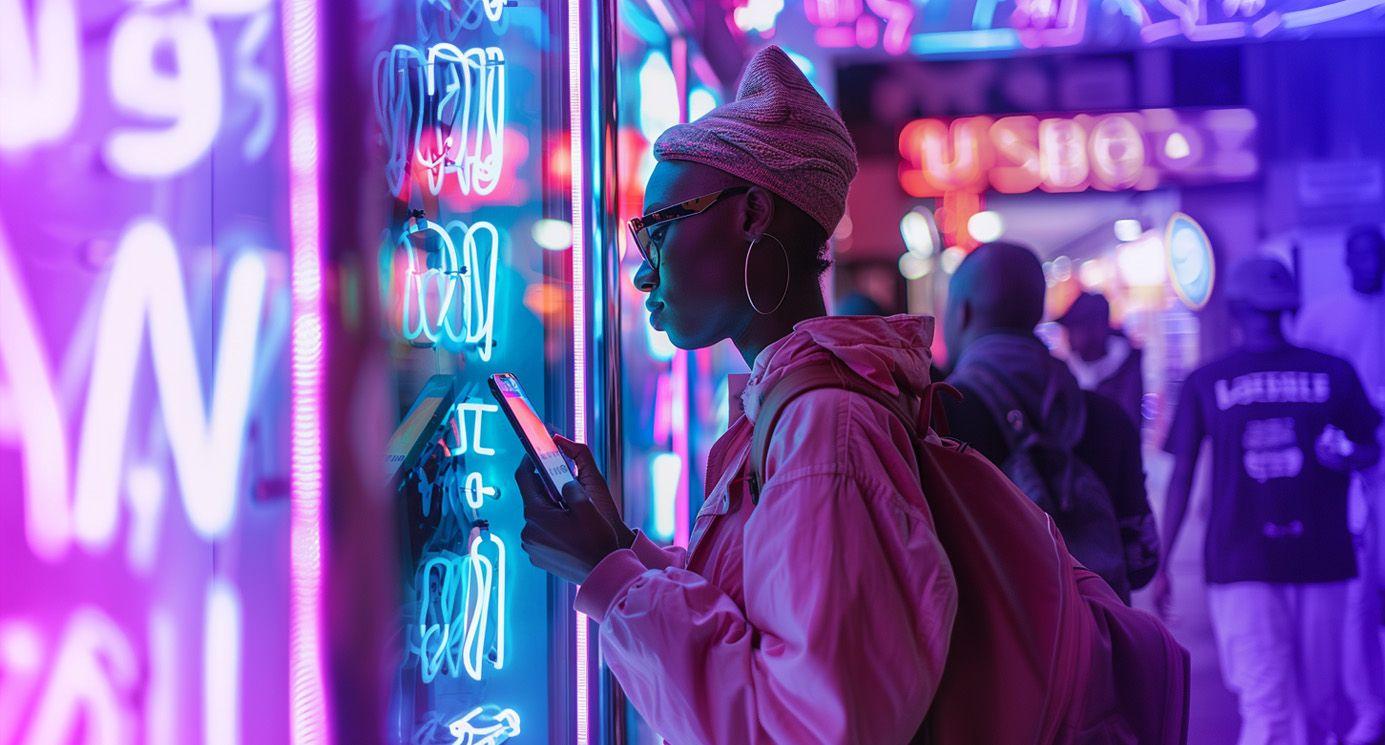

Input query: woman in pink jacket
[513,46,959,743]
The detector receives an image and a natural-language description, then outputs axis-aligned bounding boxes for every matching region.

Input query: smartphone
[489,373,574,509]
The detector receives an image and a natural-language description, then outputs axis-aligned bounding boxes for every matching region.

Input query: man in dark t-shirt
[1156,256,1382,745]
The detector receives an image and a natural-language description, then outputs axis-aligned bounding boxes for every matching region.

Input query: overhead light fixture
[967,210,1004,243]
[531,218,573,251]
[898,252,931,280]
[940,246,967,274]
[899,209,939,258]
[1114,219,1143,243]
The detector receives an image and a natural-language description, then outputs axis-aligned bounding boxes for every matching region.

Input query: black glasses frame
[626,186,750,271]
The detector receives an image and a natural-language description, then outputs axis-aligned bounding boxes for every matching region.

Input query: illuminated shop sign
[1165,211,1215,310]
[734,0,1385,57]
[898,108,1258,197]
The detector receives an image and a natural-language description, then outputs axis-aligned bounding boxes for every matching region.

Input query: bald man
[939,242,1159,603]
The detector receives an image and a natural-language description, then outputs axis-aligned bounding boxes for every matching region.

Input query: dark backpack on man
[963,365,1131,599]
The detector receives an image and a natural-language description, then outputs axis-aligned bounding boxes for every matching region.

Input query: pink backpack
[749,366,1189,745]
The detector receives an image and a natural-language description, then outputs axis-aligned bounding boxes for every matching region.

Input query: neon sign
[0,214,281,743]
[450,706,521,745]
[418,0,508,40]
[373,42,508,199]
[0,0,80,151]
[397,216,501,358]
[1,218,269,559]
[3,1,277,171]
[898,108,1258,197]
[414,530,508,683]
[1165,211,1215,310]
[3,0,323,740]
[804,0,915,55]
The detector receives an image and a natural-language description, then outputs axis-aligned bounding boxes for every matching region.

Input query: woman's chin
[662,325,711,351]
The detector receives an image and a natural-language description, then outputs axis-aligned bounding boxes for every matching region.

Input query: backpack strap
[748,365,957,503]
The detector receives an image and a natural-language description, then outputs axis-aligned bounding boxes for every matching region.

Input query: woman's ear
[740,186,776,239]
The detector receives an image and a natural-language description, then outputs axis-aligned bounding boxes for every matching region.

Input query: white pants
[1344,472,1385,740]
[1209,581,1349,745]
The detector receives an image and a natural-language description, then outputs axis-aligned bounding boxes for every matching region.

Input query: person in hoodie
[940,242,1159,602]
[1057,291,1146,429]
[509,46,958,743]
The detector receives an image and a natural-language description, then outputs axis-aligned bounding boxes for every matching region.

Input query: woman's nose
[633,258,657,292]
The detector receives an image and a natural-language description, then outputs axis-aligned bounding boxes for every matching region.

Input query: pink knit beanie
[652,45,858,236]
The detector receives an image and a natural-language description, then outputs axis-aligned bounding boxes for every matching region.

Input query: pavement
[1134,449,1242,745]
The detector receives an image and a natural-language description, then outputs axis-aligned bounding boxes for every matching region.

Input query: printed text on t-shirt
[1214,372,1331,411]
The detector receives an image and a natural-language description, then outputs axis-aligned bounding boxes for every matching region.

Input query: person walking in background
[1155,256,1382,745]
[940,242,1160,602]
[1296,225,1385,745]
[1058,291,1146,429]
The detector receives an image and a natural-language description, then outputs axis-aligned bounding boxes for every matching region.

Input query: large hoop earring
[745,233,791,315]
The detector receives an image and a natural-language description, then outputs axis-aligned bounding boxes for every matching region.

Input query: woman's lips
[648,304,664,330]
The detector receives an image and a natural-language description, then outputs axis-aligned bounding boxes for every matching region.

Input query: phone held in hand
[489,373,575,510]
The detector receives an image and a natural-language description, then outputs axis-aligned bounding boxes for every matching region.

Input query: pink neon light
[1282,0,1383,27]
[566,0,591,740]
[1183,20,1246,39]
[280,0,330,741]
[1013,0,1088,48]
[899,110,1257,198]
[671,38,688,125]
[1139,19,1184,40]
[671,352,691,546]
[1251,11,1282,34]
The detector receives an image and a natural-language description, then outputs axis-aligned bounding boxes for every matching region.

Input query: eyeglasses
[627,187,749,272]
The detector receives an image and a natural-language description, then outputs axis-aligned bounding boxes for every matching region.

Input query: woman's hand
[514,450,633,585]
[554,435,635,547]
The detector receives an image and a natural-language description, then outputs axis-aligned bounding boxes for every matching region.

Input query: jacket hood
[950,332,1087,447]
[742,314,935,422]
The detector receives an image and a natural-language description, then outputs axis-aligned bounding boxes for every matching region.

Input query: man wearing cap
[1155,256,1382,745]
[1058,291,1146,429]
[1296,225,1385,745]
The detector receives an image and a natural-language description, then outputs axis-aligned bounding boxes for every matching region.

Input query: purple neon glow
[280,0,330,741]
[567,0,592,738]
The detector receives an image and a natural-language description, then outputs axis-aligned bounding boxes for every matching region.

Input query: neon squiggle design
[373,44,422,197]
[414,532,507,683]
[448,706,521,745]
[417,0,507,41]
[464,471,497,510]
[418,45,506,197]
[399,218,500,359]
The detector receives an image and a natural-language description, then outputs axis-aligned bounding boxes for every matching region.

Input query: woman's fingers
[514,459,567,514]
[553,435,599,475]
[559,481,588,507]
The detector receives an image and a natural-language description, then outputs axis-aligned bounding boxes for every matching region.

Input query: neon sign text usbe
[898,108,1258,197]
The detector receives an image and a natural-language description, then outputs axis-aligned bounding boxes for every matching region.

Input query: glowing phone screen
[490,374,576,500]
